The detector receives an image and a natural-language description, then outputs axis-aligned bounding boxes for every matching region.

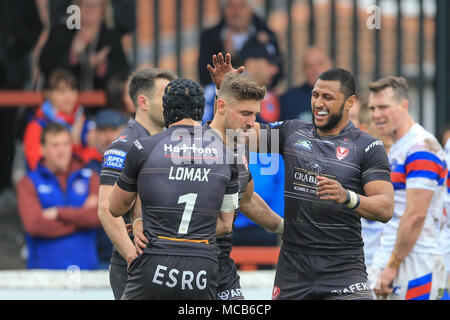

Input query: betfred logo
[335,146,349,160]
[272,286,281,300]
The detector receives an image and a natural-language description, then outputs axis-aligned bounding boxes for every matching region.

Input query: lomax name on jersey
[169,166,210,182]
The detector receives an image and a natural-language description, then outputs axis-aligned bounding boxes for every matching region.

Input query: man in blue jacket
[16,122,101,269]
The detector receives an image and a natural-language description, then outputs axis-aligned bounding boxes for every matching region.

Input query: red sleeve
[56,172,101,228]
[23,121,43,171]
[16,176,77,238]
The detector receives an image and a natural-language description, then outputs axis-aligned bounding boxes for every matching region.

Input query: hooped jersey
[261,120,391,255]
[382,123,447,254]
[116,125,240,262]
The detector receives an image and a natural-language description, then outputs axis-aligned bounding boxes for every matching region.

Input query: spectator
[0,0,42,192]
[16,122,101,269]
[86,109,127,173]
[105,73,135,117]
[39,0,129,90]
[202,37,281,124]
[23,69,91,171]
[280,47,332,122]
[198,0,282,87]
[85,109,127,269]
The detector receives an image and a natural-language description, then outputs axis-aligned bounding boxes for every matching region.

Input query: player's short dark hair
[317,68,356,99]
[162,78,205,127]
[44,69,78,91]
[41,122,70,144]
[128,68,177,109]
[218,73,266,102]
[368,76,409,102]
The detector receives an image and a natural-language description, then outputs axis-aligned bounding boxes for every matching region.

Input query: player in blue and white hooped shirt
[368,76,448,300]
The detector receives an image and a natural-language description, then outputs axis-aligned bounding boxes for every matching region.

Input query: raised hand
[207,52,245,89]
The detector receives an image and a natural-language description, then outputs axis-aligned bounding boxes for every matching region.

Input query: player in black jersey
[257,68,394,300]
[97,68,176,299]
[210,57,394,299]
[207,69,285,300]
[109,78,241,300]
[131,57,285,300]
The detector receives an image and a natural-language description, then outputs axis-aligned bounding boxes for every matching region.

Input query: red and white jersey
[380,124,448,254]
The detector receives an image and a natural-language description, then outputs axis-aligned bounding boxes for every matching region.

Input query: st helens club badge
[335,146,349,160]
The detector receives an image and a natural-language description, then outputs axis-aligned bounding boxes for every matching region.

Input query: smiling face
[311,79,353,135]
[368,87,408,138]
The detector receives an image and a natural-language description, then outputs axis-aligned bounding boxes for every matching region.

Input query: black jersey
[261,120,391,255]
[203,122,253,258]
[99,118,150,265]
[116,125,240,262]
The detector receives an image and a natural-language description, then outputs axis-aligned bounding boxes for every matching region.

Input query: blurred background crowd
[0,0,449,271]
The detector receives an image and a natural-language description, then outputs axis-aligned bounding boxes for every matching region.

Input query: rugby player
[209,56,394,300]
[368,76,447,300]
[109,78,240,300]
[97,68,176,299]
[132,55,285,300]
[208,69,284,300]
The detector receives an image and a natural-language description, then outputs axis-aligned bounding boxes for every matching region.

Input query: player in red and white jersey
[368,76,448,300]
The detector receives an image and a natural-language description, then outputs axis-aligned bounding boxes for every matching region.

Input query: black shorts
[273,247,373,300]
[122,253,218,300]
[109,262,128,300]
[217,256,244,300]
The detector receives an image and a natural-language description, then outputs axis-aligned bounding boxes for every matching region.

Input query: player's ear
[137,94,149,112]
[345,95,356,111]
[216,98,227,115]
[401,98,409,112]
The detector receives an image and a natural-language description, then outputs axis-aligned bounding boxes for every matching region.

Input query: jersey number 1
[177,193,198,234]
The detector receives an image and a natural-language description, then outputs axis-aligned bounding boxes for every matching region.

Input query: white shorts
[444,252,450,290]
[369,250,446,300]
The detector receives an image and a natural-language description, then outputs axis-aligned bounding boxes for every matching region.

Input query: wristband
[345,190,360,210]
[274,218,284,235]
[132,218,143,230]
